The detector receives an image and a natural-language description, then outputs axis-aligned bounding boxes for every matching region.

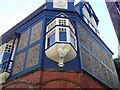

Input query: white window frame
[46,29,56,49]
[70,31,77,50]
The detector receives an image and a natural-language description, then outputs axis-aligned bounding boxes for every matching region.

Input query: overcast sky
[0,0,118,58]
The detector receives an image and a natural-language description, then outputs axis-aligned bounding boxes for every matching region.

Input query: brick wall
[1,70,107,89]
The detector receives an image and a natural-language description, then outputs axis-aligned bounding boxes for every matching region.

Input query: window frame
[47,33,55,47]
[70,34,75,47]
[59,28,67,42]
[46,29,56,48]
[70,31,77,49]
[59,19,66,26]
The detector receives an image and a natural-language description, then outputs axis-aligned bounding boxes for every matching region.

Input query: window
[69,22,75,33]
[115,2,120,11]
[59,19,66,25]
[5,44,12,53]
[70,35,75,47]
[83,6,90,21]
[59,28,67,41]
[46,16,77,50]
[0,54,2,64]
[48,34,55,47]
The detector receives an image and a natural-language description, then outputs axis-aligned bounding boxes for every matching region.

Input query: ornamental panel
[106,55,111,69]
[30,21,42,44]
[104,51,109,67]
[107,69,114,87]
[110,59,117,74]
[100,64,109,84]
[112,74,119,88]
[88,35,96,55]
[12,52,26,74]
[26,44,40,69]
[81,47,92,72]
[91,56,101,79]
[96,43,106,65]
[78,25,88,48]
[18,29,30,51]
[53,0,68,9]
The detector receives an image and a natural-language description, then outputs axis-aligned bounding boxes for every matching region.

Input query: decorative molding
[0,72,10,84]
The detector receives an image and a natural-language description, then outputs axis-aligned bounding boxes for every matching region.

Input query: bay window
[45,14,77,50]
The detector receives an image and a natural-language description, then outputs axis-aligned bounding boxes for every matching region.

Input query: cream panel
[47,19,57,32]
[53,0,68,9]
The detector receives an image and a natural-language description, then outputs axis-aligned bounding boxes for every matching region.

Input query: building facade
[0,0,119,89]
[106,0,120,57]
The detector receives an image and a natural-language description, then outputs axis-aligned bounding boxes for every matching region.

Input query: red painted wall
[1,70,108,89]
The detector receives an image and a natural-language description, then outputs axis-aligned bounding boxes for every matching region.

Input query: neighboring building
[0,0,119,89]
[106,0,120,57]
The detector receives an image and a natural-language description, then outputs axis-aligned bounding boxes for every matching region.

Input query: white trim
[67,28,70,42]
[47,19,57,33]
[69,21,75,33]
[56,18,59,25]
[56,27,59,42]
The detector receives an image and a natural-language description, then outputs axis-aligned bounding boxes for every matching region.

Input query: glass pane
[48,34,55,47]
[0,54,2,64]
[59,32,66,41]
[59,20,66,26]
[70,35,75,47]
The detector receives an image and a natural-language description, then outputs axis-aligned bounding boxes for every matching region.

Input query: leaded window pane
[70,35,75,47]
[48,34,55,47]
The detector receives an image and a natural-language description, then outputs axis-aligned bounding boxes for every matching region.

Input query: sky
[0,0,119,58]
